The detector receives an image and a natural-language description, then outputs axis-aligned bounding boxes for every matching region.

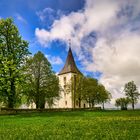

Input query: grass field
[0,110,140,140]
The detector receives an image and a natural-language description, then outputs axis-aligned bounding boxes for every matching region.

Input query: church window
[64,85,67,93]
[76,100,78,106]
[84,104,86,108]
[64,77,66,85]
[65,101,67,106]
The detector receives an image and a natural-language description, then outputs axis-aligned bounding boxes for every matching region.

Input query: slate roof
[58,48,82,75]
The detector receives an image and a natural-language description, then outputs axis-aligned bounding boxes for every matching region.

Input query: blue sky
[1,0,140,107]
[0,0,85,75]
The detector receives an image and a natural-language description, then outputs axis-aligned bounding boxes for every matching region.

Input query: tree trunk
[92,102,94,108]
[8,79,15,108]
[35,97,39,109]
[78,98,81,108]
[40,103,45,109]
[73,75,76,109]
[73,95,75,108]
[89,102,90,108]
[36,62,41,109]
[89,99,92,108]
[88,98,91,108]
[102,102,105,110]
[40,98,45,109]
[8,95,14,108]
[132,99,135,110]
[8,67,16,108]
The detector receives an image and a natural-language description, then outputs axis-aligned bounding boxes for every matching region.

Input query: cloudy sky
[1,0,140,108]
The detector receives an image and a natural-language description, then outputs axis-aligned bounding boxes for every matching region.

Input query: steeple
[58,48,81,75]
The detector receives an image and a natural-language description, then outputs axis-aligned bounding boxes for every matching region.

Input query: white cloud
[16,14,27,24]
[36,7,64,27]
[45,55,63,65]
[87,31,140,107]
[35,0,120,51]
[37,8,55,22]
[35,0,140,108]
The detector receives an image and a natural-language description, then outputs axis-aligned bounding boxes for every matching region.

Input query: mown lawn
[0,110,140,140]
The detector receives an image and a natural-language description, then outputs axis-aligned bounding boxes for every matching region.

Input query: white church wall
[53,72,89,108]
[53,73,73,108]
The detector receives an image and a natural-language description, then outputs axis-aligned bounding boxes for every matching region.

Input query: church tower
[57,47,82,108]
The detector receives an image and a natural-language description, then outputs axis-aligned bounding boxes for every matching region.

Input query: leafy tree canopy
[124,81,140,110]
[115,97,131,110]
[24,51,60,109]
[0,18,29,108]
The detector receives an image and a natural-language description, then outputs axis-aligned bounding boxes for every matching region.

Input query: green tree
[68,75,111,108]
[66,76,98,108]
[124,81,140,110]
[67,75,84,108]
[66,75,111,109]
[81,77,98,108]
[75,75,85,108]
[0,18,29,108]
[115,97,131,110]
[77,77,111,109]
[25,51,60,109]
[97,84,111,110]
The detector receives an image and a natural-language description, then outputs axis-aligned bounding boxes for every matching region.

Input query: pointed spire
[58,47,82,75]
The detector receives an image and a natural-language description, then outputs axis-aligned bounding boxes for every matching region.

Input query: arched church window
[64,77,66,85]
[65,101,67,106]
[84,104,86,108]
[76,100,78,106]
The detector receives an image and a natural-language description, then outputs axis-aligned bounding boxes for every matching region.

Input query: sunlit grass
[0,110,140,140]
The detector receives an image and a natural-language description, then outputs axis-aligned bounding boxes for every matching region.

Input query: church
[28,47,88,109]
[53,48,88,108]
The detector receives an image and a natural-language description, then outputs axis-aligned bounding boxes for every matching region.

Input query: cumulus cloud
[36,7,63,23]
[35,0,140,107]
[35,0,119,50]
[45,55,63,65]
[88,32,140,106]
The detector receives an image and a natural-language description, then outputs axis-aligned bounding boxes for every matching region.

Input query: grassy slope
[0,110,140,140]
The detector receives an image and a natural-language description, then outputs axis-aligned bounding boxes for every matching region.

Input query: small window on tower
[64,85,66,90]
[84,104,86,108]
[65,101,67,106]
[76,100,79,106]
[64,77,66,85]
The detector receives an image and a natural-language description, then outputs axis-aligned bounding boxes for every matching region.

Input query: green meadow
[0,110,140,140]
